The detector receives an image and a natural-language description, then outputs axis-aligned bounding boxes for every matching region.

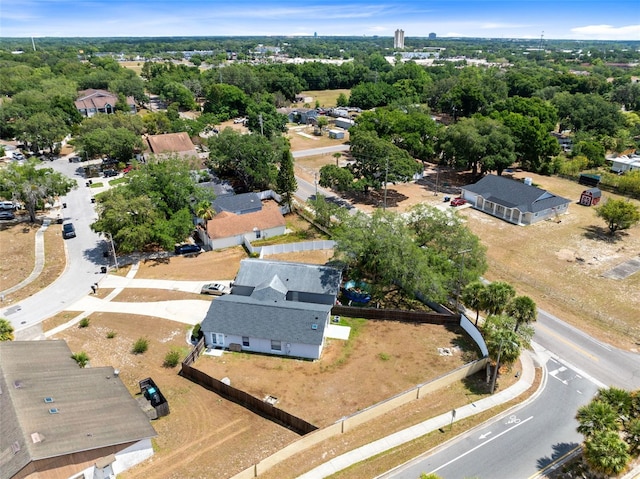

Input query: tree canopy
[0,160,76,222]
[595,199,640,235]
[91,156,212,253]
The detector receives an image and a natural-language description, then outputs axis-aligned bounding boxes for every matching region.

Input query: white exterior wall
[70,439,154,479]
[202,225,286,251]
[205,332,322,359]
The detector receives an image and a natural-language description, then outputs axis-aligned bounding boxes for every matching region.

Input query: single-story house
[142,132,199,160]
[198,199,286,250]
[283,108,318,125]
[579,188,602,206]
[75,89,136,118]
[0,340,156,479]
[201,259,342,359]
[608,155,640,174]
[460,175,571,225]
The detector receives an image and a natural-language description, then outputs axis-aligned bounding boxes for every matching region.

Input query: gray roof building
[213,192,262,215]
[461,175,571,225]
[0,341,156,479]
[200,259,342,359]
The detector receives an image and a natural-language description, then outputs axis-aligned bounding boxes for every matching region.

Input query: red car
[122,165,134,174]
[450,198,467,207]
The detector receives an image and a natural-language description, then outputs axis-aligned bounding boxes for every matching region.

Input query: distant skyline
[1,0,639,41]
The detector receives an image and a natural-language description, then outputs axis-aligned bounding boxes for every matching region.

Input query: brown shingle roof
[75,88,134,110]
[206,201,285,239]
[146,132,197,155]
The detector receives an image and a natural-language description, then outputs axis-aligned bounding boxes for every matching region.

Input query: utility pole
[259,114,264,136]
[455,248,472,311]
[383,157,389,211]
[104,232,118,271]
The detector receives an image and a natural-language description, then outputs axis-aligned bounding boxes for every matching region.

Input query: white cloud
[571,24,640,40]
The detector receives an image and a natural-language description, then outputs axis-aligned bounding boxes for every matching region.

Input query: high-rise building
[394,29,405,49]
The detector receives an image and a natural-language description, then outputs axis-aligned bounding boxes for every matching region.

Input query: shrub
[191,323,202,342]
[163,349,181,368]
[78,317,90,328]
[106,330,116,339]
[378,352,391,361]
[132,337,149,355]
[71,351,90,368]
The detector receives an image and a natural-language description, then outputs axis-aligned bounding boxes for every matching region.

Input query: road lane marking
[429,416,534,474]
[536,323,600,362]
[527,445,581,479]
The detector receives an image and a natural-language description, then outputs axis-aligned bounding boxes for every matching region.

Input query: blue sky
[1,0,639,40]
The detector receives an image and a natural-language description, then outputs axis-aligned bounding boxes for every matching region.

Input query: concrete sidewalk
[297,349,538,479]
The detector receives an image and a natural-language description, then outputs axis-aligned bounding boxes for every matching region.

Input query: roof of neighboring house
[582,187,601,197]
[462,175,571,214]
[206,201,285,240]
[75,88,134,110]
[213,192,262,214]
[0,341,156,479]
[234,258,342,297]
[202,294,332,346]
[146,132,196,155]
[197,178,235,198]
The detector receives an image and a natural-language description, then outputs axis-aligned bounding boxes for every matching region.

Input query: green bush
[132,337,149,355]
[106,330,116,339]
[71,351,90,368]
[378,352,391,361]
[78,317,90,328]
[163,349,181,368]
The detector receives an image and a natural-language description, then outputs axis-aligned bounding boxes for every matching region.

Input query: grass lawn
[300,89,351,107]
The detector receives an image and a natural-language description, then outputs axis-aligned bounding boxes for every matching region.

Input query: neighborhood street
[4,146,639,479]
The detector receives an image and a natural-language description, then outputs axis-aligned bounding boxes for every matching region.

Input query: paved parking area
[601,256,640,279]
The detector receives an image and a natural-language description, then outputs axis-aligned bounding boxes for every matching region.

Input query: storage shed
[328,129,345,139]
[579,188,602,206]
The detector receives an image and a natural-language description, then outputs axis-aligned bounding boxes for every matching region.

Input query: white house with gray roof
[200,259,342,360]
[460,174,571,225]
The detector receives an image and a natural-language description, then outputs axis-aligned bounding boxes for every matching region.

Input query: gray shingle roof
[0,341,156,478]
[213,192,262,215]
[463,175,570,213]
[234,259,342,297]
[202,295,331,345]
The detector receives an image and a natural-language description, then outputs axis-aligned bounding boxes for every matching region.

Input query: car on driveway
[174,243,202,255]
[0,210,15,220]
[450,197,467,207]
[200,283,227,296]
[62,222,76,239]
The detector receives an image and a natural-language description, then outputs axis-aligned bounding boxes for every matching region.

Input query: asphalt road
[5,156,110,336]
[384,353,600,479]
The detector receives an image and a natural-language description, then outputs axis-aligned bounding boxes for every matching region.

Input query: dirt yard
[46,242,489,479]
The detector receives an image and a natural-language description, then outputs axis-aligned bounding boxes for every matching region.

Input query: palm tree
[576,400,618,438]
[506,295,537,332]
[583,430,631,476]
[0,318,15,341]
[597,387,632,423]
[480,281,515,316]
[462,281,486,325]
[195,201,215,222]
[333,152,342,166]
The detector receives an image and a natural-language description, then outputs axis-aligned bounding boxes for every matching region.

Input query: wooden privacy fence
[180,359,317,436]
[331,304,459,324]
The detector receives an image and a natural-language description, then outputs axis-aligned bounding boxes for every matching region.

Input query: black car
[62,222,76,239]
[103,169,118,177]
[174,243,201,255]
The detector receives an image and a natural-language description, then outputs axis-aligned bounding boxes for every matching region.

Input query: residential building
[142,132,199,160]
[0,340,156,479]
[201,259,342,360]
[75,89,136,118]
[460,174,571,225]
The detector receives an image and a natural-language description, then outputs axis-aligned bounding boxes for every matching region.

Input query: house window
[255,229,261,239]
[271,340,281,351]
[242,336,250,347]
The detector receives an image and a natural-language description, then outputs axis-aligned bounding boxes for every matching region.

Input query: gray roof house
[460,175,571,225]
[201,259,342,360]
[0,340,156,479]
[213,192,262,215]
